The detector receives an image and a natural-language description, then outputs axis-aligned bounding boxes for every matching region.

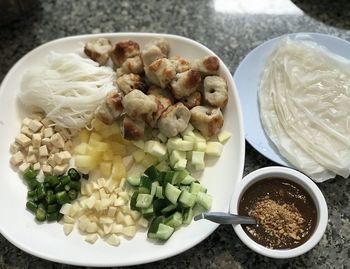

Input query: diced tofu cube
[32,134,41,149]
[28,119,43,132]
[43,127,54,138]
[22,117,32,126]
[54,151,71,165]
[53,163,69,175]
[50,148,59,154]
[205,142,223,157]
[33,162,41,171]
[27,154,37,164]
[15,134,31,147]
[218,130,232,144]
[18,162,31,173]
[47,155,56,167]
[39,156,48,164]
[41,137,51,146]
[50,133,65,149]
[39,145,49,157]
[21,126,33,138]
[63,215,75,224]
[64,140,74,151]
[28,146,38,155]
[10,151,24,166]
[42,164,52,175]
[9,143,21,154]
[41,118,53,127]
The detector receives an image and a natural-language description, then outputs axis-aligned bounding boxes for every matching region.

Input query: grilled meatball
[170,56,190,73]
[146,58,177,88]
[170,69,201,99]
[116,55,144,77]
[141,38,170,67]
[203,76,228,108]
[122,90,157,120]
[190,106,224,138]
[116,73,148,95]
[180,91,202,109]
[84,38,113,65]
[110,40,140,67]
[121,116,145,140]
[192,56,220,76]
[158,103,191,137]
[146,86,173,127]
[95,90,124,124]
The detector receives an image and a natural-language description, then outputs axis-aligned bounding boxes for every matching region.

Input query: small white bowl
[230,166,328,259]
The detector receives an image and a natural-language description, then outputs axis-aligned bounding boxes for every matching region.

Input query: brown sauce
[238,178,317,249]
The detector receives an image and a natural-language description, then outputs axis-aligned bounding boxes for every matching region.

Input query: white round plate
[233,32,350,166]
[0,33,245,266]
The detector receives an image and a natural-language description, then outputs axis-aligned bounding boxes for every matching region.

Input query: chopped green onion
[56,191,70,205]
[35,207,46,222]
[68,168,81,181]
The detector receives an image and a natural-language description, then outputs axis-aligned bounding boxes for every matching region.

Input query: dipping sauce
[238,178,317,249]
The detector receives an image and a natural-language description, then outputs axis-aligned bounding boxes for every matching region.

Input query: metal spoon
[194,212,256,225]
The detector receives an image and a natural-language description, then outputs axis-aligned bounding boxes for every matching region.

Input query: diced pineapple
[122,155,134,170]
[102,149,114,161]
[74,143,89,155]
[75,155,95,170]
[132,149,145,163]
[63,223,74,236]
[122,226,136,237]
[79,129,90,143]
[99,162,112,178]
[89,140,109,152]
[112,159,126,181]
[89,132,102,142]
[111,142,127,156]
[100,124,121,138]
[131,140,145,150]
[141,153,158,168]
[91,118,108,132]
[85,233,98,244]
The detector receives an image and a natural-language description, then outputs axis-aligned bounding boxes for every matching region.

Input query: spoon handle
[194,212,256,225]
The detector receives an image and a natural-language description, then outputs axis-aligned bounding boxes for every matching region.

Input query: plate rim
[233,32,350,167]
[0,32,245,266]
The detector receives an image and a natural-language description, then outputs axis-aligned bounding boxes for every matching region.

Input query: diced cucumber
[151,181,159,196]
[167,137,183,150]
[147,216,164,238]
[183,207,194,225]
[176,170,189,182]
[179,185,190,192]
[153,199,170,216]
[196,192,212,210]
[179,190,197,208]
[155,223,174,241]
[218,130,232,144]
[174,159,187,170]
[181,175,196,185]
[194,141,207,152]
[169,150,186,167]
[130,191,139,211]
[142,206,155,219]
[165,183,181,204]
[161,204,177,216]
[132,140,145,149]
[190,182,207,194]
[191,151,205,166]
[192,203,206,216]
[144,140,167,158]
[127,175,140,186]
[155,185,164,199]
[181,123,194,136]
[136,193,154,208]
[144,165,159,180]
[205,142,223,157]
[139,176,152,194]
[155,161,170,171]
[165,211,183,228]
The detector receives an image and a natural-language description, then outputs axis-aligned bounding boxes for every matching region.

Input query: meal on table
[10,37,232,246]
